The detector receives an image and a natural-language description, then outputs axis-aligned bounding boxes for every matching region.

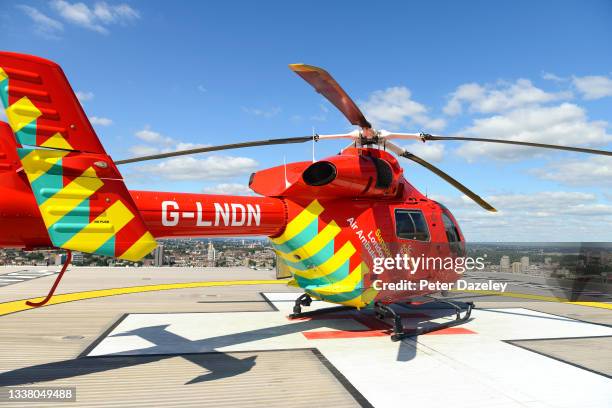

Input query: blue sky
[1,0,611,241]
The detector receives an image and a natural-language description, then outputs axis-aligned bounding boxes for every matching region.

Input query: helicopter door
[393,208,432,279]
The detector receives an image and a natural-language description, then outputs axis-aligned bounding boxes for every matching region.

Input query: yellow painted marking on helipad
[1,282,610,317]
[0,280,289,317]
[450,289,612,310]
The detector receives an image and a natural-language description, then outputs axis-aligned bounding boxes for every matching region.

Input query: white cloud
[533,156,612,187]
[444,79,571,116]
[197,85,207,93]
[135,128,174,145]
[94,2,139,23]
[541,72,567,82]
[242,106,281,118]
[135,156,258,181]
[51,0,107,33]
[443,83,484,116]
[129,127,208,157]
[572,75,612,100]
[455,103,611,161]
[361,86,445,131]
[443,77,611,161]
[51,0,139,34]
[89,116,113,126]
[17,5,63,39]
[402,142,445,162]
[432,191,612,241]
[203,183,254,195]
[75,91,94,102]
[128,145,159,156]
[485,191,602,212]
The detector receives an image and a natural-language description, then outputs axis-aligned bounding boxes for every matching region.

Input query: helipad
[78,292,612,408]
[0,266,610,407]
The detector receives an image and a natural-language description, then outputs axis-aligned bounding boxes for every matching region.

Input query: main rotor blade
[424,135,612,156]
[384,141,497,212]
[385,133,612,156]
[289,63,371,129]
[115,136,313,165]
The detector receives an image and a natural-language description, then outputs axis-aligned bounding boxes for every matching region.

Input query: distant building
[520,256,529,272]
[207,241,216,266]
[53,253,67,265]
[72,252,84,265]
[154,244,165,267]
[544,257,552,265]
[500,256,510,272]
[511,262,522,274]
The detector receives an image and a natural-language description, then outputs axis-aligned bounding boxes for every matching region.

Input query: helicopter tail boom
[131,191,287,239]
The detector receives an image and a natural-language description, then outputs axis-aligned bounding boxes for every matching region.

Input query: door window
[395,209,430,241]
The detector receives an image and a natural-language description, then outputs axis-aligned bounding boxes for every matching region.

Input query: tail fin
[0,52,156,261]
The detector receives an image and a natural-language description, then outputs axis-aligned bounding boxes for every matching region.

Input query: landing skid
[377,298,474,341]
[288,293,474,341]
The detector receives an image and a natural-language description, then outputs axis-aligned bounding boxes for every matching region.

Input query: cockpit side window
[441,212,461,242]
[395,209,430,241]
[441,212,465,256]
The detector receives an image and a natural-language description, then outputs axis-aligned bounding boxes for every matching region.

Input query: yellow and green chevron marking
[0,67,72,150]
[271,200,377,308]
[13,148,156,261]
[0,65,156,261]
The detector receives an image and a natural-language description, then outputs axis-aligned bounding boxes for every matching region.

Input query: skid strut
[26,250,72,307]
[375,299,474,341]
[292,293,312,315]
[289,293,354,319]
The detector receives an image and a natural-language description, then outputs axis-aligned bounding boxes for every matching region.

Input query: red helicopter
[1,52,610,340]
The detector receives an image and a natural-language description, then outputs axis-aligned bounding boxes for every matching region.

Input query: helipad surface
[84,292,612,408]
